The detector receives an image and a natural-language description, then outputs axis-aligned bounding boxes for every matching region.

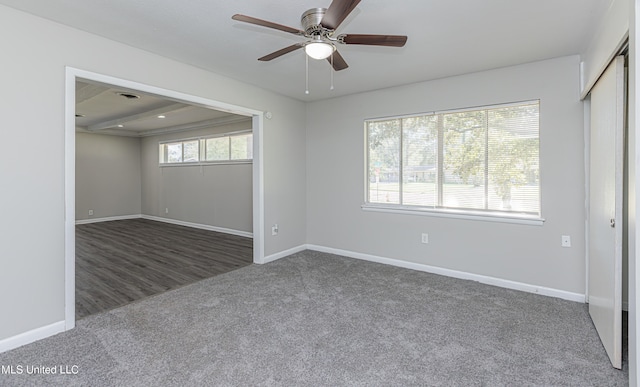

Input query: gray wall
[140,121,253,233]
[306,56,586,295]
[75,122,253,234]
[76,132,142,221]
[0,4,307,341]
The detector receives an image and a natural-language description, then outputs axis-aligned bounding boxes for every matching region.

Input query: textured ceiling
[0,0,609,102]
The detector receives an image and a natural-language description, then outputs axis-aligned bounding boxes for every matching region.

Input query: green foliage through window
[366,101,540,216]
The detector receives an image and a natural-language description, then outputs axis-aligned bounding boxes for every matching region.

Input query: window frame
[159,130,253,167]
[362,100,544,226]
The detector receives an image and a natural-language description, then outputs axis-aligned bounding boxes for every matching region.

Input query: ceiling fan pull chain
[305,53,310,95]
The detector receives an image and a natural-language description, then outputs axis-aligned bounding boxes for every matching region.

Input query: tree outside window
[366,101,539,216]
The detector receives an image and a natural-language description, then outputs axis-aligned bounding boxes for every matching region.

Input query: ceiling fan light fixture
[305,41,335,60]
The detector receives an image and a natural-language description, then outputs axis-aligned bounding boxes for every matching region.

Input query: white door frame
[64,67,265,329]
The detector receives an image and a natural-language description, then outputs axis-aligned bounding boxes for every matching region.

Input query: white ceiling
[1,0,609,102]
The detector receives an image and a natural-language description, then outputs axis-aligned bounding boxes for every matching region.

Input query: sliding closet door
[588,55,624,369]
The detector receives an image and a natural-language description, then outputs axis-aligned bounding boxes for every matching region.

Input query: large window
[366,101,540,218]
[159,131,253,165]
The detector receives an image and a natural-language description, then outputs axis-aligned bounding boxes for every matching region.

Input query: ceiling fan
[232,0,408,71]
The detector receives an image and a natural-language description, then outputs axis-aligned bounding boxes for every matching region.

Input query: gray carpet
[0,250,628,386]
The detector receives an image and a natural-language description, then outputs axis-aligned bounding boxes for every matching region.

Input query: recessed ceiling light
[117,124,124,128]
[157,115,166,119]
[116,92,140,100]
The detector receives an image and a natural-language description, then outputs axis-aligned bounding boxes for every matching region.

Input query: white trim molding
[362,204,545,226]
[305,244,586,303]
[141,215,253,238]
[256,244,585,302]
[261,245,307,264]
[64,68,77,332]
[0,321,65,354]
[75,214,142,225]
[74,214,253,238]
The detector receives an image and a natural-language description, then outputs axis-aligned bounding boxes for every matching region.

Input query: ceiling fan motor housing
[301,8,328,36]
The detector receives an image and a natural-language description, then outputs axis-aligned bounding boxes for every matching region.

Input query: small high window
[159,131,253,165]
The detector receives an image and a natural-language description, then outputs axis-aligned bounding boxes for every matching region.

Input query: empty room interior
[0,0,639,385]
[74,80,255,318]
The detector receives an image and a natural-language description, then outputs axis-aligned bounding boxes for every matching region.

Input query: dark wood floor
[76,218,253,319]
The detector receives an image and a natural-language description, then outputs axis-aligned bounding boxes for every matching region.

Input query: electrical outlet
[88,209,94,216]
[561,235,571,248]
[421,233,429,244]
[272,224,279,236]
[165,208,169,214]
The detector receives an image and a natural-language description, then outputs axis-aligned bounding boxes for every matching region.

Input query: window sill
[361,204,545,226]
[159,160,252,167]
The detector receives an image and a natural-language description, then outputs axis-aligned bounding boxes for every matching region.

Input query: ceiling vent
[116,92,141,100]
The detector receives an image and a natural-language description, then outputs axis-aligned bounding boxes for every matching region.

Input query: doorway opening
[64,68,265,328]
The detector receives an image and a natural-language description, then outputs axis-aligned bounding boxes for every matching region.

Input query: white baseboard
[305,244,586,303]
[75,214,142,225]
[260,244,307,264]
[75,214,252,239]
[0,321,65,354]
[141,215,253,239]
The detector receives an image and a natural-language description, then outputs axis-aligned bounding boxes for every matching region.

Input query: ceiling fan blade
[321,0,361,30]
[232,14,304,36]
[258,44,303,61]
[327,50,349,71]
[340,34,408,47]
